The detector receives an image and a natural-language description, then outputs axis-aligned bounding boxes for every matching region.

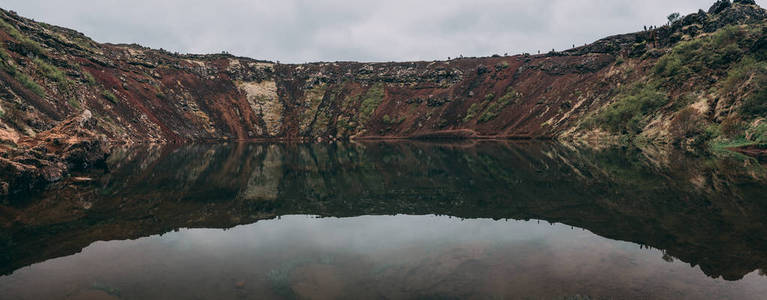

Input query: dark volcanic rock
[705,2,767,32]
[0,111,108,195]
[735,0,757,5]
[710,0,732,14]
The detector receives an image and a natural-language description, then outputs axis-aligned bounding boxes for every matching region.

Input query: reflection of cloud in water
[3,215,767,299]
[175,215,570,253]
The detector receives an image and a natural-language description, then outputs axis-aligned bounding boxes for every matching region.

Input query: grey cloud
[2,0,760,63]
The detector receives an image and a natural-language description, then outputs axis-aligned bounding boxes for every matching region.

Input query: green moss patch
[358,83,385,124]
[478,90,519,123]
[102,90,118,103]
[589,83,668,134]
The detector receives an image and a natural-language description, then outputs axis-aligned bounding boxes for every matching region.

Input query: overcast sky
[2,0,762,63]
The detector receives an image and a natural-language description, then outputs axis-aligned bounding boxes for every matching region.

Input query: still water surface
[1,141,766,299]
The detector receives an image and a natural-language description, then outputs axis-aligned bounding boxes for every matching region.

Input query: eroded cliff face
[1,1,766,194]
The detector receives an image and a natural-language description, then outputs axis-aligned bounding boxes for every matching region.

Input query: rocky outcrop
[0,110,107,195]
[710,0,733,14]
[1,1,766,194]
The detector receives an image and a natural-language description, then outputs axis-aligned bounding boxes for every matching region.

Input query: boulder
[709,0,732,14]
[734,0,756,5]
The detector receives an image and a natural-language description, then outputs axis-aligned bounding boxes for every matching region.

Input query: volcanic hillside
[1,0,767,194]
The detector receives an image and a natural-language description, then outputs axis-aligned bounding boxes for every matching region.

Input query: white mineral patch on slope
[238,81,283,136]
[691,96,710,114]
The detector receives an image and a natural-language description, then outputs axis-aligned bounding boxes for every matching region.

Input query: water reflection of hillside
[1,141,766,279]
